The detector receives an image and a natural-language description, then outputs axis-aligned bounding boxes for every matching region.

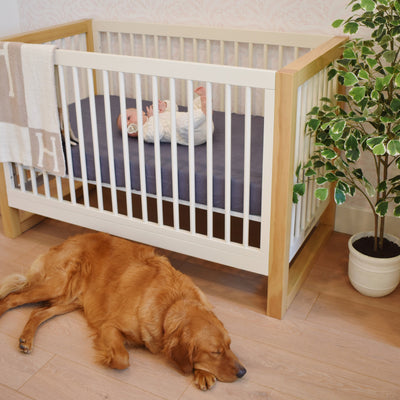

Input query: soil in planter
[353,236,400,258]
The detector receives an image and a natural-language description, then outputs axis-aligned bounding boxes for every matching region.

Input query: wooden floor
[0,218,399,400]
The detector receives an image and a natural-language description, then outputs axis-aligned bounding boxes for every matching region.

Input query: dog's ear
[169,341,193,374]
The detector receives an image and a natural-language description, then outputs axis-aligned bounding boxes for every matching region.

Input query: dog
[0,232,246,390]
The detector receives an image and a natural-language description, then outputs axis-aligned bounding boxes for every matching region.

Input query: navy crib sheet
[67,95,265,216]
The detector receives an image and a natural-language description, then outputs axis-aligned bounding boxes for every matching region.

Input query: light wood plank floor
[0,218,399,400]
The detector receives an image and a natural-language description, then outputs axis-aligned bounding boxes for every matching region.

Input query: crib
[0,19,346,318]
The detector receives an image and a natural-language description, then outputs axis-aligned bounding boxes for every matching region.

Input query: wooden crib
[0,19,346,318]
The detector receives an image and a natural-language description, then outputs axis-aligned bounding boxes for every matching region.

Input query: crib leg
[267,191,335,319]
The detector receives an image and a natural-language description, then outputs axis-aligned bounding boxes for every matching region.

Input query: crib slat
[57,65,76,204]
[180,37,185,105]
[220,41,225,110]
[233,42,239,112]
[264,44,269,69]
[142,35,149,100]
[103,70,118,214]
[248,43,253,68]
[56,176,63,201]
[151,76,164,226]
[205,82,213,238]
[87,68,104,211]
[135,74,148,222]
[72,66,90,208]
[301,79,311,231]
[118,32,123,54]
[224,84,232,243]
[278,45,283,69]
[167,36,171,59]
[187,80,196,234]
[106,32,112,53]
[169,78,180,230]
[119,72,133,219]
[17,165,25,192]
[30,167,38,196]
[193,38,198,89]
[242,87,252,247]
[259,88,275,255]
[294,46,299,60]
[154,35,159,59]
[304,77,315,229]
[128,33,133,55]
[294,83,307,239]
[43,171,50,199]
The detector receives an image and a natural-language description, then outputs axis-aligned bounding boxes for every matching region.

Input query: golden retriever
[0,232,246,390]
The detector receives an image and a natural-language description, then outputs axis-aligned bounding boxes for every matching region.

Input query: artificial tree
[293,0,400,255]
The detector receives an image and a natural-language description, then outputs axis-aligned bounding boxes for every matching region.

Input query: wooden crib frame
[0,19,347,319]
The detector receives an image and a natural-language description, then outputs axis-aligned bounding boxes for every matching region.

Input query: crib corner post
[266,69,298,319]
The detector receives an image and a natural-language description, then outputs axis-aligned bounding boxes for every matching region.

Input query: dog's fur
[0,232,246,390]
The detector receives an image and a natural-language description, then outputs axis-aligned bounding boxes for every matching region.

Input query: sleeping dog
[0,232,246,390]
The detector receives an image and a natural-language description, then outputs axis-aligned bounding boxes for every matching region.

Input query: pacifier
[127,123,138,135]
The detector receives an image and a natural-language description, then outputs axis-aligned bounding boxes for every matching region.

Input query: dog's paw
[19,337,33,354]
[194,369,216,391]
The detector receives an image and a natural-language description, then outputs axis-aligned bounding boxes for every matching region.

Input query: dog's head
[163,302,246,383]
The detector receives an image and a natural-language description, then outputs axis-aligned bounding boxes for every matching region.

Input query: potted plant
[293,0,400,296]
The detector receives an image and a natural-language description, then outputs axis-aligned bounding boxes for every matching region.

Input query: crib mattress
[67,95,264,216]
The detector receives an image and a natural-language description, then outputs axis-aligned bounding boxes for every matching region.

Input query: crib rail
[92,20,330,115]
[0,19,94,49]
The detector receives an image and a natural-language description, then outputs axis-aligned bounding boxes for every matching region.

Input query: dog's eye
[211,350,222,356]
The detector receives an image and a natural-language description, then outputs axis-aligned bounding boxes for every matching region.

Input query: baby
[117,87,213,146]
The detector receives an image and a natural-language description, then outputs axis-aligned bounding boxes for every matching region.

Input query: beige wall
[16,0,349,34]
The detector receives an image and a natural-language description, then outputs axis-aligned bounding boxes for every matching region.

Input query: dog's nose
[236,364,247,378]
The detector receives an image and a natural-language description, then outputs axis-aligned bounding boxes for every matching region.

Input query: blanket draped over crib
[0,42,65,176]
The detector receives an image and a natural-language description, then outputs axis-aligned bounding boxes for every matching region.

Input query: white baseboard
[335,205,400,236]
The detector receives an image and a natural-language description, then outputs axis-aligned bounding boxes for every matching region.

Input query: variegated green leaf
[364,178,376,197]
[334,188,346,205]
[375,201,389,217]
[372,143,386,155]
[387,140,400,156]
[383,50,397,63]
[367,58,378,69]
[390,98,400,112]
[349,86,366,102]
[308,119,321,131]
[358,70,369,80]
[361,0,375,10]
[343,48,357,59]
[321,149,337,160]
[293,183,305,196]
[344,22,359,34]
[315,188,329,201]
[395,74,400,87]
[332,19,344,28]
[344,72,359,86]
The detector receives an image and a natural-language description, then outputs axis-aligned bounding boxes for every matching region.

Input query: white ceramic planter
[348,232,400,297]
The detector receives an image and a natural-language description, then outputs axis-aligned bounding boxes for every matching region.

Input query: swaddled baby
[117,87,213,145]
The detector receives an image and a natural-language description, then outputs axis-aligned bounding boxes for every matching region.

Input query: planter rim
[348,231,400,264]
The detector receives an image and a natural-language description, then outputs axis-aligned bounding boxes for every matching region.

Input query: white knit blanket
[0,42,65,176]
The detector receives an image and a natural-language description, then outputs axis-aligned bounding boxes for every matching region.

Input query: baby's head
[117,108,147,137]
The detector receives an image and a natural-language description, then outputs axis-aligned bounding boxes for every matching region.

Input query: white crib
[0,20,346,318]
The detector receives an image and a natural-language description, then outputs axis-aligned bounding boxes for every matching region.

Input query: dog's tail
[0,273,28,300]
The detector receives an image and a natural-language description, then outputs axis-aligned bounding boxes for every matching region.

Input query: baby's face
[117,108,147,136]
